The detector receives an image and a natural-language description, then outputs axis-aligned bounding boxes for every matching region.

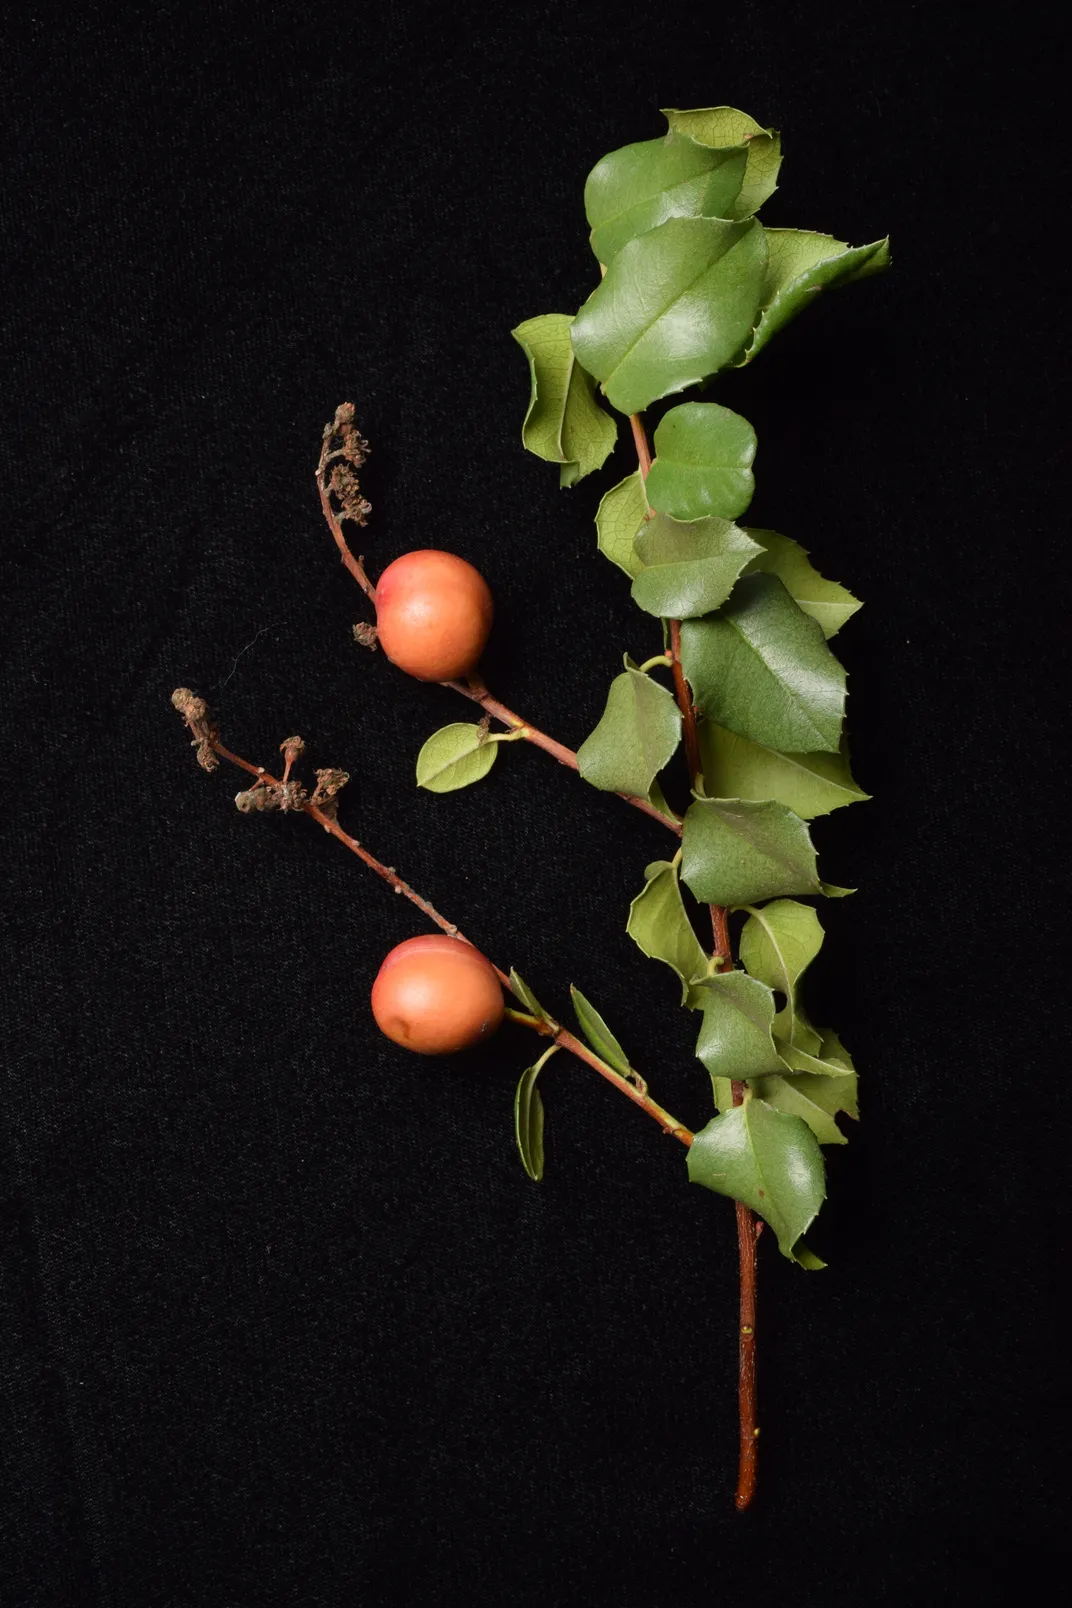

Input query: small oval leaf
[416,723,498,793]
[645,402,757,522]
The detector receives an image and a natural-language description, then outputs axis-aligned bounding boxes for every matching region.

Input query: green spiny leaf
[661,107,782,219]
[626,859,711,1008]
[595,470,648,578]
[736,229,890,366]
[645,402,757,521]
[512,313,617,485]
[577,661,682,797]
[680,572,846,753]
[631,511,762,619]
[584,132,748,265]
[699,723,869,819]
[745,530,862,638]
[570,217,768,414]
[694,971,789,1082]
[416,723,497,793]
[681,796,825,907]
[569,986,632,1077]
[687,1098,826,1260]
[738,899,824,1045]
[777,1025,857,1080]
[750,1070,857,1145]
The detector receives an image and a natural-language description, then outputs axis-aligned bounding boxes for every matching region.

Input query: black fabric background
[2,3,1067,1603]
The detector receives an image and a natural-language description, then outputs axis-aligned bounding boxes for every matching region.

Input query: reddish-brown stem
[446,676,680,835]
[316,467,378,602]
[632,409,758,1510]
[316,425,680,839]
[178,703,693,1147]
[733,1161,759,1511]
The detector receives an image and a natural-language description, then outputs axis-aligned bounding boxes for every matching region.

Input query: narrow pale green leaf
[699,723,869,819]
[585,132,748,265]
[570,986,632,1077]
[680,572,846,753]
[577,662,682,796]
[736,229,891,366]
[687,1099,826,1260]
[681,796,824,907]
[509,969,556,1027]
[515,1062,548,1181]
[512,313,617,485]
[694,971,788,1082]
[627,859,711,1008]
[738,899,824,1045]
[745,530,862,638]
[570,217,768,414]
[416,723,497,793]
[631,511,762,619]
[662,107,782,218]
[645,402,757,521]
[595,471,648,578]
[750,1072,855,1145]
[793,1242,827,1271]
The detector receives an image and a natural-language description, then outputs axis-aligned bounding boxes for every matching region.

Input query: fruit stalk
[171,690,693,1145]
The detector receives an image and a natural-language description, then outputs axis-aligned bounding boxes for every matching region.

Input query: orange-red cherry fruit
[374,550,493,682]
[370,934,505,1055]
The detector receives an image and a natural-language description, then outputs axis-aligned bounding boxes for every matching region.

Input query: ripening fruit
[370,934,505,1055]
[374,550,493,681]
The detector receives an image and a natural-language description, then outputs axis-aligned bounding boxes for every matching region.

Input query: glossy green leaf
[681,796,825,906]
[699,723,869,819]
[645,402,757,521]
[751,1071,857,1145]
[745,530,862,638]
[512,313,617,485]
[662,107,781,219]
[585,132,748,265]
[736,229,891,366]
[694,971,788,1082]
[777,1025,857,1080]
[570,986,632,1077]
[626,859,711,1008]
[416,723,497,793]
[687,1099,826,1260]
[631,512,762,619]
[570,217,768,414]
[515,1052,555,1181]
[680,573,846,753]
[738,899,823,1045]
[509,968,556,1027]
[595,471,648,578]
[577,661,682,796]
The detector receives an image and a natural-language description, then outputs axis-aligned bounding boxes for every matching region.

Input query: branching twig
[315,408,681,839]
[171,690,693,1146]
[630,410,758,1513]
